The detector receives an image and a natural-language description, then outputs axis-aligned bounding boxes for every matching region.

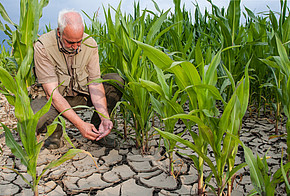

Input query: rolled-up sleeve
[34,41,58,84]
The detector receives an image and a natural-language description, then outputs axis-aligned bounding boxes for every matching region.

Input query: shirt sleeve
[86,43,101,83]
[34,41,58,84]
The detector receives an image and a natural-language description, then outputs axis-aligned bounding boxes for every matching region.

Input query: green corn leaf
[155,65,170,99]
[272,162,290,185]
[14,87,36,156]
[14,86,33,123]
[151,0,161,13]
[20,2,33,45]
[219,93,237,137]
[0,3,17,26]
[183,154,199,171]
[244,6,259,22]
[222,64,235,91]
[227,0,241,43]
[205,50,221,86]
[195,39,205,78]
[134,40,174,70]
[2,166,32,188]
[282,14,290,43]
[16,46,34,84]
[12,31,27,70]
[149,94,165,117]
[259,58,280,70]
[193,84,226,105]
[2,123,29,167]
[0,20,4,31]
[163,113,215,150]
[269,10,278,32]
[44,120,58,140]
[146,9,170,45]
[242,143,264,195]
[151,23,178,47]
[0,67,17,95]
[140,79,164,97]
[42,149,97,177]
[180,61,201,86]
[287,79,290,113]
[281,150,290,192]
[226,162,247,184]
[211,15,232,47]
[164,113,205,127]
[275,35,290,76]
[156,128,219,182]
[59,116,76,149]
[237,59,250,118]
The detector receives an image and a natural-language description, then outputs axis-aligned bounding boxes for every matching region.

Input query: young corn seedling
[138,65,186,176]
[242,143,290,195]
[0,64,98,195]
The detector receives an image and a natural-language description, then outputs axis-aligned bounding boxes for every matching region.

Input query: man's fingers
[87,126,99,140]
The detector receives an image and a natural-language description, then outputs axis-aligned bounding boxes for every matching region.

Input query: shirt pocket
[76,70,89,91]
[56,69,71,87]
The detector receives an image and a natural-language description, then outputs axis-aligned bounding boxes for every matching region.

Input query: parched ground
[0,93,287,196]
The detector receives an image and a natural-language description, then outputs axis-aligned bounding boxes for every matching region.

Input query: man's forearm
[89,83,109,120]
[50,93,84,127]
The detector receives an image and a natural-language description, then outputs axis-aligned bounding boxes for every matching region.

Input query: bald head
[58,9,84,34]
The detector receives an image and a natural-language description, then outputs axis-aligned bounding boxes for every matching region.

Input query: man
[32,9,123,149]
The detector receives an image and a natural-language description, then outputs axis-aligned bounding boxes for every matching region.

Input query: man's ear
[57,28,60,37]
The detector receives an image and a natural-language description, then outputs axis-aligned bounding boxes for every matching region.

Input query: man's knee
[31,97,59,133]
[102,73,124,114]
[102,73,124,87]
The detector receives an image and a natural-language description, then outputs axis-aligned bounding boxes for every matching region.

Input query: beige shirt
[34,37,101,96]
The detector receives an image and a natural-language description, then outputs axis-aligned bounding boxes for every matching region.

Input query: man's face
[58,25,83,53]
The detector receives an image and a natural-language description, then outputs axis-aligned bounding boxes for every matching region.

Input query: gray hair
[58,9,84,34]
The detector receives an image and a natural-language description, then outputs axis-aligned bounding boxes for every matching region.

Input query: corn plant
[1,0,50,88]
[242,143,290,195]
[0,67,95,195]
[0,44,16,76]
[242,8,271,118]
[138,65,186,175]
[260,35,290,162]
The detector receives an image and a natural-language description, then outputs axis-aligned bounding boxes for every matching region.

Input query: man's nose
[71,43,78,49]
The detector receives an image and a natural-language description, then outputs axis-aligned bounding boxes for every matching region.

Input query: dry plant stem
[123,120,127,140]
[198,173,204,196]
[169,153,174,175]
[275,102,280,135]
[34,187,38,196]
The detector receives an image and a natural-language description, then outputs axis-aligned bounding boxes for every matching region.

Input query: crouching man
[31,9,123,149]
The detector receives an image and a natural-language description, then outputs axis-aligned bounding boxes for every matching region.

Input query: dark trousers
[31,73,123,133]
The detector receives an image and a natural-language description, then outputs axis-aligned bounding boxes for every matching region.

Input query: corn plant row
[83,0,290,195]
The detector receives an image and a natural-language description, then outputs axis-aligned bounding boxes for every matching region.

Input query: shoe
[95,135,118,148]
[44,125,63,149]
[44,137,62,149]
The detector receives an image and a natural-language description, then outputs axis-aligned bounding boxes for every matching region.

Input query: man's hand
[76,122,100,140]
[96,119,113,141]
